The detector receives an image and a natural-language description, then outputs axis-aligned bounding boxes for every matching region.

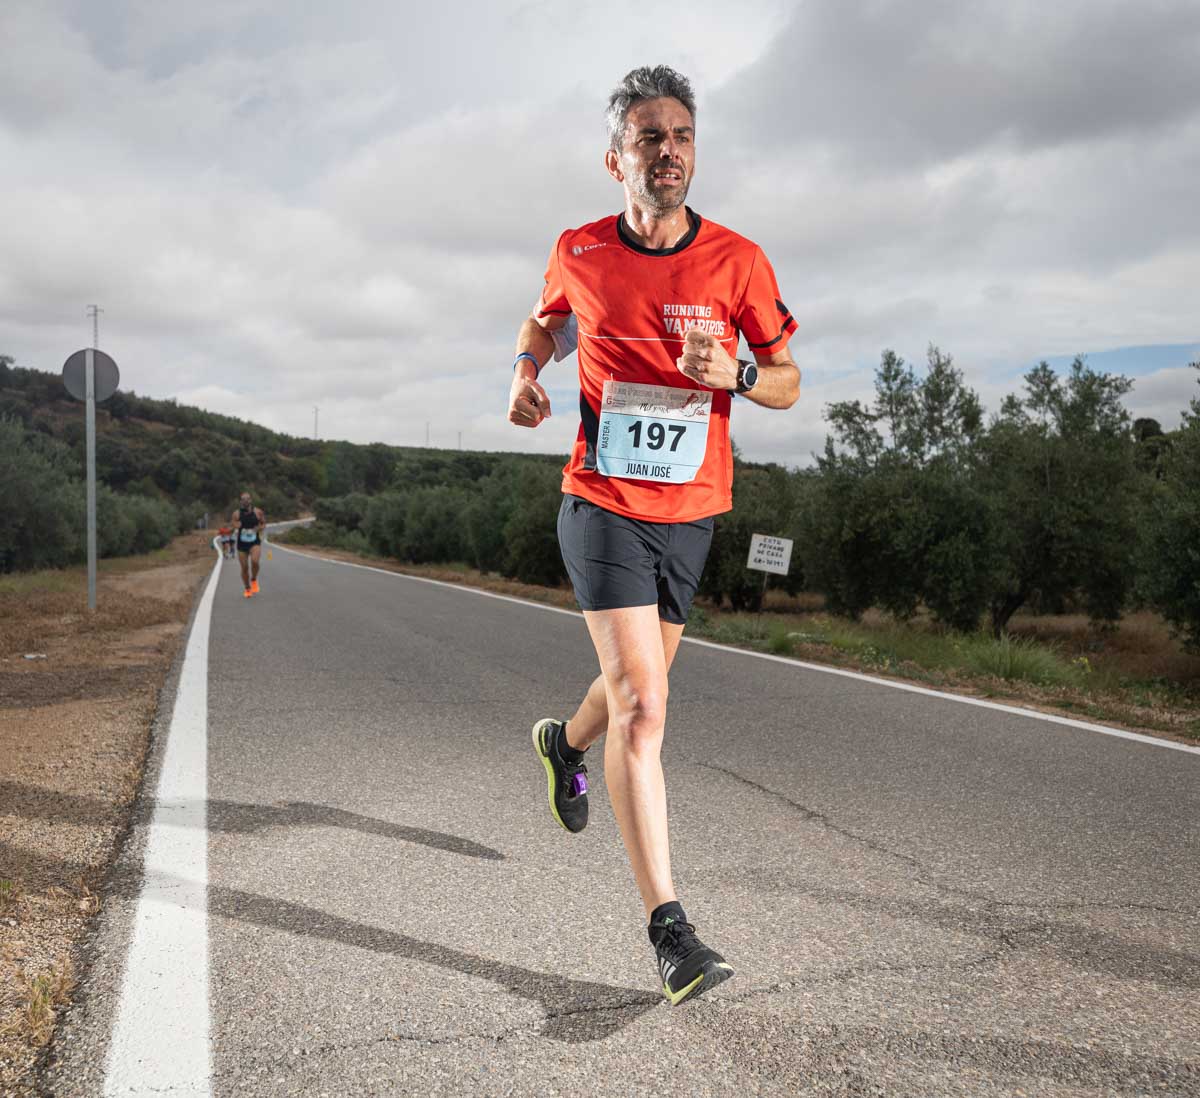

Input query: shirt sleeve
[536,233,572,319]
[734,246,798,353]
[550,314,578,360]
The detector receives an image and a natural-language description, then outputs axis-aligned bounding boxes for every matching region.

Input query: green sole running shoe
[532,718,589,833]
[652,916,734,1006]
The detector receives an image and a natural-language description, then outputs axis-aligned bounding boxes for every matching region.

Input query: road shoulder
[0,535,217,1094]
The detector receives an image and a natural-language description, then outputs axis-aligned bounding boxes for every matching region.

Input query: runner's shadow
[205,879,659,1041]
[0,782,503,862]
[206,800,505,861]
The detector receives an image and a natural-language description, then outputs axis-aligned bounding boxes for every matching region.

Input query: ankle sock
[556,722,586,764]
[648,900,688,944]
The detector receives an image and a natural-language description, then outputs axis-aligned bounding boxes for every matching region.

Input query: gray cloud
[1,0,1197,469]
[718,0,1200,166]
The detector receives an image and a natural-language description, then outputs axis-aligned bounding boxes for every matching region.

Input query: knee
[609,685,668,751]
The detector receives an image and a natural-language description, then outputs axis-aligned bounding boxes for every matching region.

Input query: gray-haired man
[507,65,801,1004]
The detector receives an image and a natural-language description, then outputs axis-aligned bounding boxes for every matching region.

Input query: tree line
[0,354,403,570]
[290,348,1200,650]
[4,347,1198,654]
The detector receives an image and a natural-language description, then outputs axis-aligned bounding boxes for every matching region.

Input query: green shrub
[959,633,1077,686]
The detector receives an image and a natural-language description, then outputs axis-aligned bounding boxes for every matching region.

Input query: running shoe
[243,588,253,599]
[651,916,734,1005]
[531,718,588,833]
[251,579,260,594]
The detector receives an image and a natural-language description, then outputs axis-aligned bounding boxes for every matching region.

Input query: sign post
[85,350,97,611]
[62,348,120,612]
[746,533,794,610]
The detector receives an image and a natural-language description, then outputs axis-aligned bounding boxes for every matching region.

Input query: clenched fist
[676,328,738,390]
[508,370,552,428]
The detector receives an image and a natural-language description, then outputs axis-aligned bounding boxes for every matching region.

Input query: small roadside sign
[63,348,120,402]
[747,533,793,576]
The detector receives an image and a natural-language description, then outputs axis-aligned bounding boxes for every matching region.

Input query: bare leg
[583,605,681,917]
[566,620,684,752]
[238,551,250,589]
[250,544,261,580]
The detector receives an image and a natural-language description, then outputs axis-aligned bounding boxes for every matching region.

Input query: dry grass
[5,957,76,1048]
[0,878,21,914]
[1008,609,1200,687]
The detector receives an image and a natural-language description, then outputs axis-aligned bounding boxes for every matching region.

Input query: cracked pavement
[44,548,1200,1096]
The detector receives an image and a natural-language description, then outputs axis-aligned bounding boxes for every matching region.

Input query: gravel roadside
[0,535,216,1095]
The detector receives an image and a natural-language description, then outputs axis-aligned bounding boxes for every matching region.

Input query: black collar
[616,207,701,256]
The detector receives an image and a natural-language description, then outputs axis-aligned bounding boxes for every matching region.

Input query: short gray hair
[606,65,696,151]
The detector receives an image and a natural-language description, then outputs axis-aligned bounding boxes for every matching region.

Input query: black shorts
[557,494,714,625]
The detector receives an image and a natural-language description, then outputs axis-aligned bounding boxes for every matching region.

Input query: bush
[0,417,85,571]
[123,494,178,553]
[363,493,409,558]
[315,492,371,532]
[499,463,566,585]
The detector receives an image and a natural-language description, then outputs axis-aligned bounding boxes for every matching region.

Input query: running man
[508,66,800,1004]
[232,492,266,598]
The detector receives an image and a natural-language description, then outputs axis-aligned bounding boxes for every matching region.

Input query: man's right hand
[508,369,552,428]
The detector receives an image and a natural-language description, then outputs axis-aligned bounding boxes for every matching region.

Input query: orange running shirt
[538,208,797,523]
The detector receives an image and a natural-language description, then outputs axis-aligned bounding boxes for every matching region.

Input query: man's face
[609,97,695,216]
[240,494,251,508]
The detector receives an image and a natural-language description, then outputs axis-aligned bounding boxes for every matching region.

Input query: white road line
[272,542,1200,758]
[104,543,222,1096]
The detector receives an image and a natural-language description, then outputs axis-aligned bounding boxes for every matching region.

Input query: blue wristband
[513,352,540,377]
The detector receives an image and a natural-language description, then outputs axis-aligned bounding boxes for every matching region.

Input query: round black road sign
[62,349,120,402]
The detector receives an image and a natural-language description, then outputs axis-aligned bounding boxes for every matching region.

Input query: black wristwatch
[735,359,759,394]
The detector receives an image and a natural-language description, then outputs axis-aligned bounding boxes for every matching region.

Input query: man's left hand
[676,329,738,390]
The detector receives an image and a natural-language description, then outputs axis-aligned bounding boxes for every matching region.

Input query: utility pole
[425,421,430,447]
[313,406,319,439]
[458,430,462,450]
[87,304,103,348]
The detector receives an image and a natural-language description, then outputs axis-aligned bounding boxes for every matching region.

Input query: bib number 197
[596,380,711,484]
[626,420,686,452]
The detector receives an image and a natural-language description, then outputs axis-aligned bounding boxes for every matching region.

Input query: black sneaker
[532,718,588,833]
[652,916,734,1005]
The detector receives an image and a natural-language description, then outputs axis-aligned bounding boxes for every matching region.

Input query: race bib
[239,528,257,543]
[596,380,711,484]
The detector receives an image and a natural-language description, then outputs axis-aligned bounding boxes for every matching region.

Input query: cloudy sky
[1,0,1197,466]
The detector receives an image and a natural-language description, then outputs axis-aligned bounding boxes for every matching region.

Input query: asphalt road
[47,541,1200,1096]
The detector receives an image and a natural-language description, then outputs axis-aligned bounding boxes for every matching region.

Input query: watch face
[742,363,758,389]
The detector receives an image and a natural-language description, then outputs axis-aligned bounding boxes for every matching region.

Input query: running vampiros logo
[662,303,726,338]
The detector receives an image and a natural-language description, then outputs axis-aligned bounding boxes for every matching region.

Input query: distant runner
[232,492,266,598]
[217,524,235,560]
[507,66,801,1005]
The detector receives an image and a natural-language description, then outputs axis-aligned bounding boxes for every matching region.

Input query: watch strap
[735,359,757,394]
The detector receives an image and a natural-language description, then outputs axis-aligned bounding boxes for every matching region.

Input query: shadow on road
[4,783,658,1042]
[0,781,504,861]
[204,880,660,1041]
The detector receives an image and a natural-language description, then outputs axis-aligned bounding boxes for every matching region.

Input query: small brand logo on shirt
[663,303,726,338]
[571,242,608,256]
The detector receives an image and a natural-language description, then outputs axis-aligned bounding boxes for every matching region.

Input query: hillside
[0,354,562,571]
[0,355,567,514]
